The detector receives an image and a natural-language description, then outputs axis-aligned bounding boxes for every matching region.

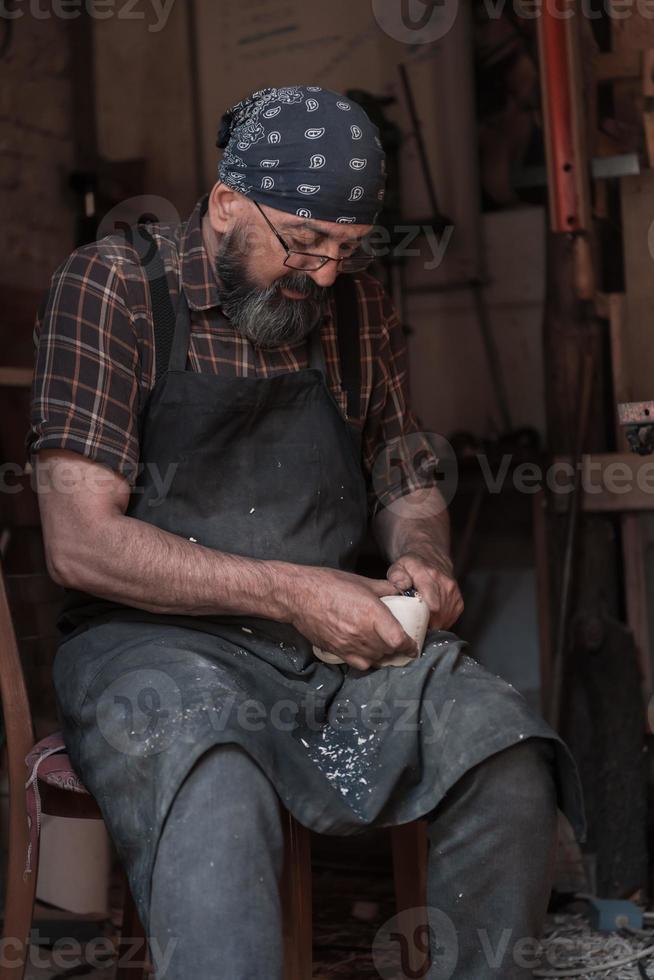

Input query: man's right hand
[283,566,419,671]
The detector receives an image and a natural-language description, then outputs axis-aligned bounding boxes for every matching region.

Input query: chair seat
[23,731,89,881]
[25,732,88,794]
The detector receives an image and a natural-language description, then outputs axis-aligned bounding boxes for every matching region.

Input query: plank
[0,367,33,388]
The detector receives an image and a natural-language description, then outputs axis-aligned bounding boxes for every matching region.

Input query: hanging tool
[398,62,514,434]
[549,345,596,731]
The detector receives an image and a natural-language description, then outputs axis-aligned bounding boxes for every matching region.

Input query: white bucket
[35,813,111,916]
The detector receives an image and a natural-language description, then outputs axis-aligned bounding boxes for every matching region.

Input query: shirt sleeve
[361,284,442,519]
[26,245,142,485]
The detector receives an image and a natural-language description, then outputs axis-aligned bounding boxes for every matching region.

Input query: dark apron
[51,249,586,936]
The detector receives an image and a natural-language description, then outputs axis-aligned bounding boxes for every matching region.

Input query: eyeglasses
[252,199,374,273]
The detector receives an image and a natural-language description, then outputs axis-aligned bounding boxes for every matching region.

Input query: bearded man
[28,85,585,979]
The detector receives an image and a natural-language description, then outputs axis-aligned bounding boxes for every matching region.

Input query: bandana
[216,85,386,225]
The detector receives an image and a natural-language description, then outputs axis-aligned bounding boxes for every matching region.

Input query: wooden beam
[551,452,654,512]
[606,293,652,700]
[595,50,641,82]
[622,513,652,695]
[533,489,553,715]
[643,49,654,97]
[0,368,33,388]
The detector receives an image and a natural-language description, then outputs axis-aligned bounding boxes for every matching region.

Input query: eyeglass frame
[251,198,374,273]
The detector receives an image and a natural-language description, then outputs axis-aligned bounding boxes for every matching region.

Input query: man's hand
[385,551,463,630]
[285,567,418,671]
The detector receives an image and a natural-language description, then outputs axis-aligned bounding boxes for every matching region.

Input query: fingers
[339,605,417,667]
[403,562,463,631]
[366,577,401,599]
[427,590,464,630]
[386,564,413,591]
[373,606,419,660]
[342,653,376,671]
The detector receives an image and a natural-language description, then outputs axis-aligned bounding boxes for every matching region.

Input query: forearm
[371,487,453,572]
[52,511,300,621]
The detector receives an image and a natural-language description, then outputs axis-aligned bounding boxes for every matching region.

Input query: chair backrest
[0,556,36,801]
[0,555,38,929]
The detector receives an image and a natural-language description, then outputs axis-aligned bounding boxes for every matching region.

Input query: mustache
[274,272,325,299]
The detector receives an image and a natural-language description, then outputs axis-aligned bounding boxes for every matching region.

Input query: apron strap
[307,318,327,374]
[129,226,177,384]
[333,274,361,420]
[169,289,192,372]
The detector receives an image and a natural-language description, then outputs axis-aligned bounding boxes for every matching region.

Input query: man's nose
[308,261,340,289]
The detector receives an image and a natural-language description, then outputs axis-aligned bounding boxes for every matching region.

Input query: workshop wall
[1,2,547,443]
[94,0,196,218]
[0,14,75,291]
[93,0,537,443]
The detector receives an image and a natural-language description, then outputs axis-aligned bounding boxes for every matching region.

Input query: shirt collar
[179,194,222,311]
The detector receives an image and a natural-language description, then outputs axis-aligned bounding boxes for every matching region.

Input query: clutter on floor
[17,843,654,980]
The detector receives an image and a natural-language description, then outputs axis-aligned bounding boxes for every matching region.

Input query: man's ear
[207,181,246,234]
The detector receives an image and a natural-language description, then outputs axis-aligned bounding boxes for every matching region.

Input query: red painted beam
[539,1,581,232]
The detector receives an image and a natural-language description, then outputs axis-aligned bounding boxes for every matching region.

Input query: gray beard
[215,226,330,349]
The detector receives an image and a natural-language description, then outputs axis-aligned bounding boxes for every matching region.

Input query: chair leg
[0,792,39,979]
[390,819,428,911]
[281,810,312,980]
[390,820,431,978]
[116,866,149,980]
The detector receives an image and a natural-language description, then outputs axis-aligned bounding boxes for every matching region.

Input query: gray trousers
[146,738,558,979]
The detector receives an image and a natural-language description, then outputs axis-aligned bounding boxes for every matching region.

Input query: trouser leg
[425,738,559,979]
[147,742,285,980]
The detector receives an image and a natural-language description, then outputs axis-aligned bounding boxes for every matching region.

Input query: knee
[478,738,558,823]
[176,742,284,850]
[435,738,558,826]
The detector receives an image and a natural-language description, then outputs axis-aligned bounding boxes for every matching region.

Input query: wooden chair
[0,559,429,980]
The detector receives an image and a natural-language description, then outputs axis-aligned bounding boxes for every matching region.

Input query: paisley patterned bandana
[216,85,386,225]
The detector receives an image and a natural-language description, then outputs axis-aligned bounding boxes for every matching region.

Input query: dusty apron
[51,240,586,936]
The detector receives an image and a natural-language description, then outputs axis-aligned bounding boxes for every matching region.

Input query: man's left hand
[386,551,464,630]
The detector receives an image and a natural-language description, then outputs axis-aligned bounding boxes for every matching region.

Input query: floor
[18,831,654,979]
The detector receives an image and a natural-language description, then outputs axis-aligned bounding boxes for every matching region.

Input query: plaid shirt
[27,196,433,518]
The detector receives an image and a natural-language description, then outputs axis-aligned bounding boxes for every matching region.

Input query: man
[28,85,585,979]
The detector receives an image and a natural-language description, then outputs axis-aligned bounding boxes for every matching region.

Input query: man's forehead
[275,210,373,240]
